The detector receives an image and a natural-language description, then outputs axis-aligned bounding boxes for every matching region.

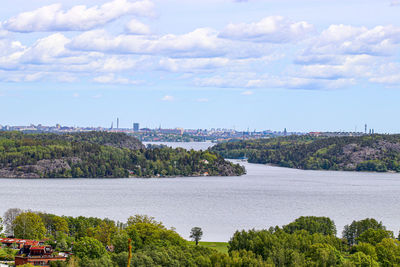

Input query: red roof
[30,246,47,250]
[0,238,40,246]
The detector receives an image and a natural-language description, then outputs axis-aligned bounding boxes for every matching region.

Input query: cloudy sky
[1,0,399,132]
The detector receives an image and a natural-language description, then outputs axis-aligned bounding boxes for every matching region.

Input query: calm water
[1,142,400,241]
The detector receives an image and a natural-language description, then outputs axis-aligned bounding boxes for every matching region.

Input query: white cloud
[0,23,8,38]
[21,33,71,64]
[125,19,151,35]
[162,95,174,101]
[93,73,140,84]
[303,24,400,58]
[72,93,79,98]
[70,28,225,58]
[4,0,154,32]
[159,57,229,72]
[219,16,314,43]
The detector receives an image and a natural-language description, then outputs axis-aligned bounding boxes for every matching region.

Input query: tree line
[211,134,400,172]
[1,210,400,266]
[0,131,245,178]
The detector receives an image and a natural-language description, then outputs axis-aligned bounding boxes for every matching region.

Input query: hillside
[0,131,245,178]
[210,135,400,172]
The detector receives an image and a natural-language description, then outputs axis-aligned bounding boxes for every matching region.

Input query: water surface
[1,142,400,241]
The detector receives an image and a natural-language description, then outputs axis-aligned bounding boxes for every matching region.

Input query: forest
[0,131,245,178]
[1,210,399,266]
[210,134,400,172]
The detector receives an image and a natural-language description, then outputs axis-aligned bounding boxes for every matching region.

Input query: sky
[0,0,400,132]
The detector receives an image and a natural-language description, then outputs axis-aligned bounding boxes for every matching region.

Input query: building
[15,245,67,266]
[0,238,40,249]
[133,123,139,132]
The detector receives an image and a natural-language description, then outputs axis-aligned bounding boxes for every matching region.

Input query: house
[0,238,40,249]
[15,245,67,266]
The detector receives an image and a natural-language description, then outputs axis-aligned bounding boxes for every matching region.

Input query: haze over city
[0,0,400,132]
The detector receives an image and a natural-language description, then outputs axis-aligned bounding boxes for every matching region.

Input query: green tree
[190,227,203,245]
[343,218,385,246]
[13,212,46,240]
[0,216,3,234]
[356,228,393,246]
[72,237,107,260]
[283,216,337,235]
[349,252,379,267]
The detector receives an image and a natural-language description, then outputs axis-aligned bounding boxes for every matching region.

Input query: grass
[188,241,229,254]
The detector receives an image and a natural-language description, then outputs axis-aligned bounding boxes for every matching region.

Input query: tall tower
[117,118,119,129]
[365,124,367,134]
[284,128,287,136]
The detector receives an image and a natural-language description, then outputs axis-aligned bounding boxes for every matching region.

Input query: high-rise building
[117,118,119,129]
[284,128,287,136]
[133,123,139,132]
[365,124,367,134]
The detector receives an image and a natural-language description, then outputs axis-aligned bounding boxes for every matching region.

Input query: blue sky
[0,0,400,132]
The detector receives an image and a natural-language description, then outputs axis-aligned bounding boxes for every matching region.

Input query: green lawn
[189,241,229,254]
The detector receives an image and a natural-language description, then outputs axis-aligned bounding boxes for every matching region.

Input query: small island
[0,131,245,178]
[211,134,400,172]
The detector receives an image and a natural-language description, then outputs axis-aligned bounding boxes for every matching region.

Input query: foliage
[0,131,245,178]
[72,236,107,260]
[343,218,386,246]
[211,134,400,172]
[5,208,400,267]
[0,247,17,261]
[283,216,337,236]
[13,212,46,240]
[228,227,344,266]
[2,208,22,236]
[190,227,203,245]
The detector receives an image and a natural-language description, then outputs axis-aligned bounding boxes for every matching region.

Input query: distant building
[15,245,67,267]
[133,123,139,132]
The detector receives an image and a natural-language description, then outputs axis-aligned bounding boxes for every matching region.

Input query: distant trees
[13,212,46,240]
[3,208,400,267]
[72,236,107,260]
[190,227,203,245]
[343,218,386,246]
[3,208,22,236]
[0,131,245,178]
[283,216,337,236]
[0,216,3,234]
[211,134,400,172]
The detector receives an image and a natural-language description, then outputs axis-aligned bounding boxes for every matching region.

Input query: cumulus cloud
[70,28,225,58]
[219,16,314,43]
[4,0,154,32]
[159,57,229,72]
[21,33,71,64]
[125,19,151,35]
[302,24,400,59]
[93,73,141,84]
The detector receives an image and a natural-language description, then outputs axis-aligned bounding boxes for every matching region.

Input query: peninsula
[211,134,400,172]
[0,131,245,178]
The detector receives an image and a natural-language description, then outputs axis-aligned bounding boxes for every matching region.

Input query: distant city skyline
[0,0,400,132]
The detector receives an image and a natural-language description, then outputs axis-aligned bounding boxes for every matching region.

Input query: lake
[1,142,400,241]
